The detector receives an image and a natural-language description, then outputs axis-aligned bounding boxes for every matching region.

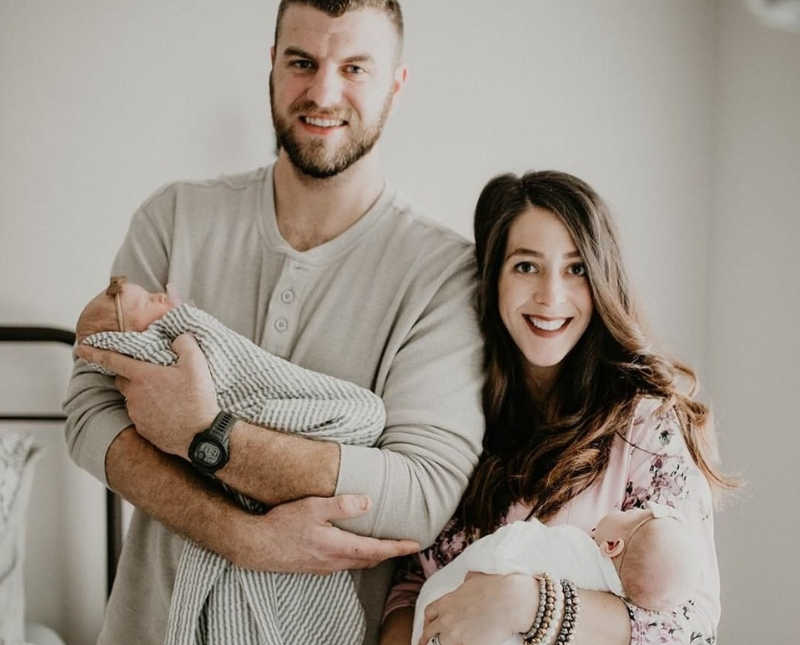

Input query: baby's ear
[601,538,625,559]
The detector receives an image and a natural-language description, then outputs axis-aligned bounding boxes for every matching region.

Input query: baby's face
[120,283,174,330]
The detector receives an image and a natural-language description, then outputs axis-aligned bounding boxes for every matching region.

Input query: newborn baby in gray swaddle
[77,276,384,645]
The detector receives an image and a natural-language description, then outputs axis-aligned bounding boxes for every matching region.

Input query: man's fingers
[75,346,143,379]
[171,333,202,365]
[320,494,372,520]
[114,375,130,396]
[326,528,420,565]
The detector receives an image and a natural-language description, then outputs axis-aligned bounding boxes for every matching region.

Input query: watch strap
[206,411,235,450]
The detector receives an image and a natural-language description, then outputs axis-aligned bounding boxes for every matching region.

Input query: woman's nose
[534,274,565,306]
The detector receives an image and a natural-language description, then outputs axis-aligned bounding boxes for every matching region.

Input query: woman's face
[497,206,594,389]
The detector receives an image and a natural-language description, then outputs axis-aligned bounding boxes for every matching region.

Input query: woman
[380,171,730,645]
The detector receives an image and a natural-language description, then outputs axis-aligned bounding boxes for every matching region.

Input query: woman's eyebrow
[504,248,581,261]
[505,247,543,260]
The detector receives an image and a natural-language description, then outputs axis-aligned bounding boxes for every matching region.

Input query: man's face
[270,5,406,179]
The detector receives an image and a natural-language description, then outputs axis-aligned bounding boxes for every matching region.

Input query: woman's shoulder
[622,396,684,455]
[619,396,712,517]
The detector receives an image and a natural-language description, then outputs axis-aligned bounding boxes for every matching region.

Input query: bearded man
[65,2,484,643]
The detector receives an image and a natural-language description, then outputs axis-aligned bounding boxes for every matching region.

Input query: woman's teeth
[527,316,568,331]
[303,116,345,127]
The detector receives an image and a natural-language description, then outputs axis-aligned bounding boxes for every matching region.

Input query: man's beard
[270,74,393,179]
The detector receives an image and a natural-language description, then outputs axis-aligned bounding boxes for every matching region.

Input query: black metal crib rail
[0,325,122,598]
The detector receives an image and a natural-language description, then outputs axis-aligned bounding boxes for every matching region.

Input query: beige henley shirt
[63,164,485,644]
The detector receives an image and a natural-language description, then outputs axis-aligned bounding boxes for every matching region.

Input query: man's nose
[306,65,343,109]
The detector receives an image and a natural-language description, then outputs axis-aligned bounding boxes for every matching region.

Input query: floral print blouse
[384,398,720,644]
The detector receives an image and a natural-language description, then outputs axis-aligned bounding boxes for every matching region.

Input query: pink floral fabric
[384,398,719,644]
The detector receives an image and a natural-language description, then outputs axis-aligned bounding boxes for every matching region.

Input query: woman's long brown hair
[461,171,735,536]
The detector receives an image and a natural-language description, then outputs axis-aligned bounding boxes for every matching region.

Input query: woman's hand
[418,571,538,645]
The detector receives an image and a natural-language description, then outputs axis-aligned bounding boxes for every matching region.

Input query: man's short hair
[274,0,404,47]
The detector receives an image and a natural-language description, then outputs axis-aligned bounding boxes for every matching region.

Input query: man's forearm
[107,426,254,563]
[212,419,341,505]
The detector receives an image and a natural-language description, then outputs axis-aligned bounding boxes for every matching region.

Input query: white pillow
[0,432,40,642]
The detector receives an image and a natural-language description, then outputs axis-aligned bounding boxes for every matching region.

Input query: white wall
[710,3,800,643]
[0,1,794,643]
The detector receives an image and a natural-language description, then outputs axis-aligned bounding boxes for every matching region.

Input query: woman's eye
[514,261,537,274]
[568,263,587,277]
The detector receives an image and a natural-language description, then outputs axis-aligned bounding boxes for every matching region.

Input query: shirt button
[280,288,295,304]
[274,317,288,333]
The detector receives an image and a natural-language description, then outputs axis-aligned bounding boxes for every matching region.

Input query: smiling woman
[381,170,734,645]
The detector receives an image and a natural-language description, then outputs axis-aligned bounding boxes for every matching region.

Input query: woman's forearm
[379,607,414,645]
[572,589,631,645]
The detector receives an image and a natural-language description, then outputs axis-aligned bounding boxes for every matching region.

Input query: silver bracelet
[555,579,580,644]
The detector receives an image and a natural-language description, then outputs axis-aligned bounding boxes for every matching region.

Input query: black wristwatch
[189,411,236,476]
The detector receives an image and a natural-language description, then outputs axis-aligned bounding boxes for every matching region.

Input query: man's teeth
[528,316,568,331]
[304,117,344,127]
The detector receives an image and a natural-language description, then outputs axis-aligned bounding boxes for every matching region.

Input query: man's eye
[343,64,365,75]
[514,262,537,274]
[289,59,314,70]
[568,263,587,277]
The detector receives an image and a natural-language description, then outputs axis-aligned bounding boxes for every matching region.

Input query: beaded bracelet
[538,582,564,645]
[520,573,554,644]
[555,579,580,645]
[520,573,552,643]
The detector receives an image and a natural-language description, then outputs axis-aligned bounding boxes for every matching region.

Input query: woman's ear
[601,538,625,558]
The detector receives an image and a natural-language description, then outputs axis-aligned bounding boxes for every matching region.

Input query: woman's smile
[524,314,573,335]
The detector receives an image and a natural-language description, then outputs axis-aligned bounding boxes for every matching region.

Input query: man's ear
[383,64,407,117]
[390,65,408,100]
[602,538,625,559]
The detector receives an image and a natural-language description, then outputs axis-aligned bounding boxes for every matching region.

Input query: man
[65,1,484,644]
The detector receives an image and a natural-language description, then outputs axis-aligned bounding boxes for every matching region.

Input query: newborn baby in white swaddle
[412,503,699,645]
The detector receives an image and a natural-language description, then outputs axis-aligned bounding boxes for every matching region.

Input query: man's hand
[75,333,219,458]
[232,494,420,574]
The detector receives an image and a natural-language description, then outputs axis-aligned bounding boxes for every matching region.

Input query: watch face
[193,440,223,467]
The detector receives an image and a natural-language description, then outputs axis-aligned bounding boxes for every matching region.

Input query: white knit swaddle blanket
[85,304,385,645]
[411,519,624,645]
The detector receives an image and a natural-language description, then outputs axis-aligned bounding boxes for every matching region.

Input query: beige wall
[710,2,800,643]
[0,1,796,643]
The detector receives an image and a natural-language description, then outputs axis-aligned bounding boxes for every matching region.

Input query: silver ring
[428,634,442,645]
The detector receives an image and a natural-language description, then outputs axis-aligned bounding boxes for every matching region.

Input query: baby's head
[592,505,698,611]
[76,276,174,344]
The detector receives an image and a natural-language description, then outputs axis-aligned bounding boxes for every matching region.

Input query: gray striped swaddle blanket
[84,303,385,645]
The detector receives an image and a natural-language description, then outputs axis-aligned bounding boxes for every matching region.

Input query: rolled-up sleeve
[334,252,485,547]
